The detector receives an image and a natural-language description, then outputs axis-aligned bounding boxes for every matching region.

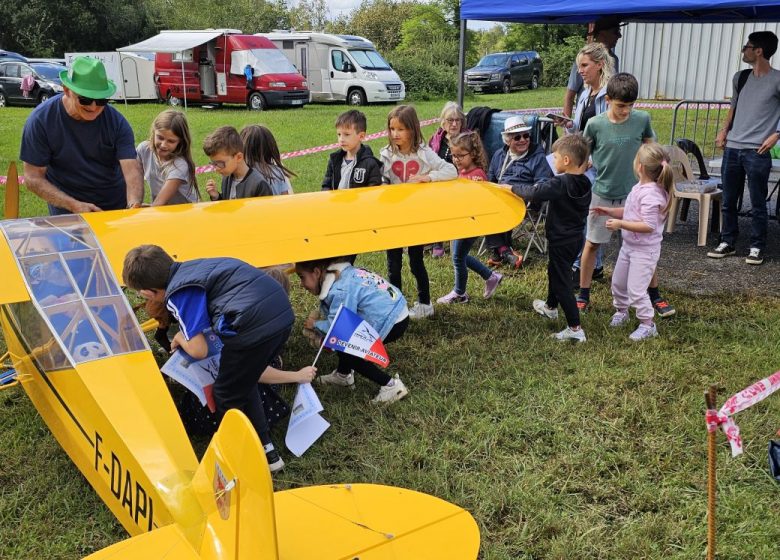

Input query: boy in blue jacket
[123,245,315,473]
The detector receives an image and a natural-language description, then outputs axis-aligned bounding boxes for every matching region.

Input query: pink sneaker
[436,290,469,304]
[432,245,446,258]
[483,272,503,299]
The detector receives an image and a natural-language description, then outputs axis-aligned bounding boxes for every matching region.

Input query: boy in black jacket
[503,134,592,343]
[322,110,383,190]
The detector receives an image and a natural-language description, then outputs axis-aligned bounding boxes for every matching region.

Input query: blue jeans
[452,238,492,295]
[720,147,771,250]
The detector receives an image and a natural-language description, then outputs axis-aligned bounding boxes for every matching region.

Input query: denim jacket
[570,85,608,133]
[316,263,408,339]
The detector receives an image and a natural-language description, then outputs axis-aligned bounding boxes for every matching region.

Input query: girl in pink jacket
[592,143,674,341]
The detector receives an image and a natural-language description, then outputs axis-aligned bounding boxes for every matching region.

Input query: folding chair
[512,200,549,262]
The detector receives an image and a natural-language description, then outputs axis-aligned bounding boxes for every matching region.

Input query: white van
[258,32,405,105]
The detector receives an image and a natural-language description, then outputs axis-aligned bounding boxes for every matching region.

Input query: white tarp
[117,30,229,53]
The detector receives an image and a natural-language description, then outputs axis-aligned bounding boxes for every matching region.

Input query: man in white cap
[20,56,143,215]
[485,115,553,268]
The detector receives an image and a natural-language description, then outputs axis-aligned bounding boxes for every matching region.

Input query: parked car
[0,50,27,63]
[0,61,63,107]
[27,58,67,65]
[465,51,543,93]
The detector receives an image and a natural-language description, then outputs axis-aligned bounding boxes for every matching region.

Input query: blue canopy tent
[456,0,780,104]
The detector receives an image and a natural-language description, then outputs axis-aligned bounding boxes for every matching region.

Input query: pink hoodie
[621,181,669,250]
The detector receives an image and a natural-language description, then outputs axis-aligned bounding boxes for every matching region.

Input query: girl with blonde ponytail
[591,142,674,341]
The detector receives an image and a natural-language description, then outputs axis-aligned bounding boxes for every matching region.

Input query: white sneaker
[609,311,630,327]
[317,369,355,388]
[629,323,658,341]
[371,375,409,404]
[552,326,586,343]
[532,299,558,320]
[408,302,434,319]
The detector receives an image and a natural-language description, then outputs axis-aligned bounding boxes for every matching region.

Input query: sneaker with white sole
[436,290,469,304]
[629,322,658,341]
[483,271,503,299]
[746,248,764,265]
[532,299,558,320]
[371,375,409,404]
[318,369,355,388]
[409,302,434,319]
[552,326,586,343]
[263,444,285,473]
[609,310,630,327]
[707,242,736,258]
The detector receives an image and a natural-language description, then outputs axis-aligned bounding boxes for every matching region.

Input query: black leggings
[337,317,409,386]
[386,246,430,304]
[213,327,291,445]
[547,240,581,328]
[486,231,513,252]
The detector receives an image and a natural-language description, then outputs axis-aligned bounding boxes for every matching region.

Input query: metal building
[617,22,780,100]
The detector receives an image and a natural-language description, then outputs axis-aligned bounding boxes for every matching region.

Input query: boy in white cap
[485,115,553,268]
[20,56,143,215]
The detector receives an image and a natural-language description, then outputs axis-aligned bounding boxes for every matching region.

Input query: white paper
[285,383,330,457]
[160,330,222,412]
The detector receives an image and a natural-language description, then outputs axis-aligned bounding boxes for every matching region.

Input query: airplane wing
[82,180,525,280]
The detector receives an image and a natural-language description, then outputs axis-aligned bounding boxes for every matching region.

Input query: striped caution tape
[0,102,689,184]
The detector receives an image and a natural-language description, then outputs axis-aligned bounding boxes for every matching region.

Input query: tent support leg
[457,18,467,109]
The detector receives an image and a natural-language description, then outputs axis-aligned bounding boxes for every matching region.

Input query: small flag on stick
[316,304,389,367]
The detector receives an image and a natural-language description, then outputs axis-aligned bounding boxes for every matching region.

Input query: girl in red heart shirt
[379,105,457,319]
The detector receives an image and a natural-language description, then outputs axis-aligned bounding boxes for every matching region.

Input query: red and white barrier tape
[0,103,681,185]
[705,370,780,457]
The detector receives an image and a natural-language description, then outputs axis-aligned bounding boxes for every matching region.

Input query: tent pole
[181,59,188,110]
[457,18,467,108]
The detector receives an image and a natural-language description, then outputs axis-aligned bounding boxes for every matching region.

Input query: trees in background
[0,0,587,97]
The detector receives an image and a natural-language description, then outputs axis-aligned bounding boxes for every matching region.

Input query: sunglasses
[209,159,228,169]
[742,44,757,51]
[77,95,109,107]
[509,133,531,141]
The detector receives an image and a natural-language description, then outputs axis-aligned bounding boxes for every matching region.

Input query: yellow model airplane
[0,180,525,559]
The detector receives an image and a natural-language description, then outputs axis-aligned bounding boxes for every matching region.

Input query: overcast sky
[323,0,497,30]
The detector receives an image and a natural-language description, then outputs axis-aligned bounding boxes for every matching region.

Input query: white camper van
[65,52,157,101]
[258,32,405,105]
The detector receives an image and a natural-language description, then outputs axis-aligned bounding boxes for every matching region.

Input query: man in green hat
[20,56,143,214]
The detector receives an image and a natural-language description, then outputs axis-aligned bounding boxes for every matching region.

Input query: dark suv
[0,61,63,107]
[465,51,543,94]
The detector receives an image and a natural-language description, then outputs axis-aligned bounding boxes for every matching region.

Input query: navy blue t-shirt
[20,95,137,211]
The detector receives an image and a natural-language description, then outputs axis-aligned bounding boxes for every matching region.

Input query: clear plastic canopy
[0,215,148,369]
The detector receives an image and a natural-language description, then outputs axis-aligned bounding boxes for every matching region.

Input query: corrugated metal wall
[616,22,780,100]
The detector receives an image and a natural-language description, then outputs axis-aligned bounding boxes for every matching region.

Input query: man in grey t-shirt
[708,31,780,265]
[563,16,624,118]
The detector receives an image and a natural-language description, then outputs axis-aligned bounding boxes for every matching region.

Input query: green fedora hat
[59,56,116,99]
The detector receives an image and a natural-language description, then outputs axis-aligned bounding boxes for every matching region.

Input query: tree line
[0,0,586,97]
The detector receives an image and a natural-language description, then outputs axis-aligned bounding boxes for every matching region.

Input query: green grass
[1,90,779,559]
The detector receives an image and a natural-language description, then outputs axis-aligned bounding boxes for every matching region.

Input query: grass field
[1,90,779,559]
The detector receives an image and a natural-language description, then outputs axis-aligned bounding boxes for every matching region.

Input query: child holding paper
[295,258,410,405]
[123,244,316,474]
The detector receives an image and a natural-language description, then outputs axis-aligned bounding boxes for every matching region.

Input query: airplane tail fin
[190,409,280,560]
